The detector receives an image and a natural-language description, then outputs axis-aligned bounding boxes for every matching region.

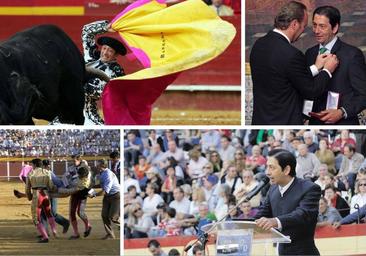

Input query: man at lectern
[255,149,321,255]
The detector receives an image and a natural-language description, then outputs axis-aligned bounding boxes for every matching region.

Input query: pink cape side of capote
[102,73,180,125]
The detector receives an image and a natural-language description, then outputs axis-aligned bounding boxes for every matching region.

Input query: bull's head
[0,72,41,124]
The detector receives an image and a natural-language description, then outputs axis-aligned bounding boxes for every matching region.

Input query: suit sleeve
[342,49,366,117]
[277,183,321,230]
[340,204,366,224]
[287,50,330,99]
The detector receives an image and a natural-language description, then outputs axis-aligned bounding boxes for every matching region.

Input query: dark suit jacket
[250,31,331,125]
[255,178,321,255]
[305,39,366,125]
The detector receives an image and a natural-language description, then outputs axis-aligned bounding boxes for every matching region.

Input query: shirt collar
[273,29,291,44]
[278,177,295,197]
[320,36,338,52]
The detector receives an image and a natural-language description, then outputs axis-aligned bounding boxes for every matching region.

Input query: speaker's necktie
[319,47,327,54]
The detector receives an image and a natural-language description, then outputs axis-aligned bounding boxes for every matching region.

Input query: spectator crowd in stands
[124,129,366,240]
[0,129,120,157]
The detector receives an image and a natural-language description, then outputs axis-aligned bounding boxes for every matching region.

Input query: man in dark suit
[255,149,321,255]
[250,1,339,125]
[305,6,366,125]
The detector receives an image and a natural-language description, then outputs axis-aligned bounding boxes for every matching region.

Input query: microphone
[240,176,270,203]
[184,244,193,252]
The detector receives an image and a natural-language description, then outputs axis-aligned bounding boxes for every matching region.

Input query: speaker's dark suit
[255,178,321,255]
[250,30,331,125]
[305,39,366,125]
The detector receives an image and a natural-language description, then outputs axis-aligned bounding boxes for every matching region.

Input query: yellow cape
[110,0,236,80]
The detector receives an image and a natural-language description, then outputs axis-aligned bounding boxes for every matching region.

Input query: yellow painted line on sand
[0,6,84,16]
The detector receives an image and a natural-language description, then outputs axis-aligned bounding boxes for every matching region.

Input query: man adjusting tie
[305,5,366,125]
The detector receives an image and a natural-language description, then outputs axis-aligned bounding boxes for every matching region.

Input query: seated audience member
[124,131,143,168]
[238,201,258,220]
[133,155,150,185]
[282,131,296,153]
[331,130,356,155]
[124,168,141,193]
[169,187,191,219]
[314,164,331,190]
[125,203,154,238]
[214,184,236,220]
[201,162,214,180]
[200,129,221,154]
[303,131,318,153]
[218,135,236,162]
[219,165,242,194]
[226,203,240,220]
[161,141,185,167]
[151,202,168,227]
[350,179,366,214]
[157,129,180,153]
[296,144,321,180]
[233,148,246,173]
[144,167,163,194]
[291,136,303,157]
[165,156,185,180]
[338,144,364,194]
[324,185,350,218]
[207,150,222,174]
[181,184,193,201]
[234,169,260,208]
[202,175,219,211]
[124,185,143,214]
[161,165,178,204]
[147,129,159,148]
[157,207,181,236]
[147,144,165,169]
[142,183,164,217]
[315,139,336,175]
[186,149,208,179]
[245,145,266,173]
[189,187,207,216]
[357,168,366,181]
[317,197,342,227]
[183,202,217,236]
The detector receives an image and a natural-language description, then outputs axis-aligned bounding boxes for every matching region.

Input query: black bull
[0,24,87,124]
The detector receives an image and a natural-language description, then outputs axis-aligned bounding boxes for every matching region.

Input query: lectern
[201,221,291,256]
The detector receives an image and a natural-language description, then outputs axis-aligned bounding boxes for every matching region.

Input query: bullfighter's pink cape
[102,0,236,125]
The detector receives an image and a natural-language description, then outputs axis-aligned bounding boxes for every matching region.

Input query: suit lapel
[331,38,341,54]
[281,177,298,198]
[310,47,318,63]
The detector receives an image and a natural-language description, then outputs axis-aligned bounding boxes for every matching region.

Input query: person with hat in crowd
[81,20,127,124]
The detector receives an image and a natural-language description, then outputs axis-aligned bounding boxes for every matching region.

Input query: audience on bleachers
[0,129,119,157]
[124,129,366,240]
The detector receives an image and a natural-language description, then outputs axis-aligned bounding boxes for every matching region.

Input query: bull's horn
[85,67,110,82]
